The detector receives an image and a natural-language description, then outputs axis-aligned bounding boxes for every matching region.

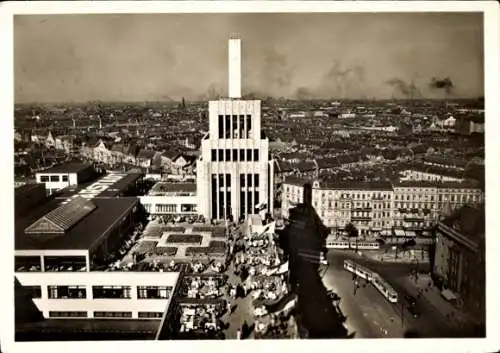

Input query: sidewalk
[403,273,472,330]
[362,250,430,264]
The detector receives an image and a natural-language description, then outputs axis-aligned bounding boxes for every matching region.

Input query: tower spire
[228,34,241,99]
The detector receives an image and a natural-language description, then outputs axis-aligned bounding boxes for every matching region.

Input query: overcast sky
[14,13,483,103]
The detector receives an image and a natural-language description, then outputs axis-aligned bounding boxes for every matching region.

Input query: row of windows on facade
[28,285,173,299]
[210,173,260,188]
[211,148,259,162]
[288,187,481,199]
[40,175,69,182]
[143,204,197,213]
[210,173,260,219]
[218,114,253,139]
[48,311,163,318]
[289,193,480,204]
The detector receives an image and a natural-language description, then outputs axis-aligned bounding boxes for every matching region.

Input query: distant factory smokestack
[228,35,241,99]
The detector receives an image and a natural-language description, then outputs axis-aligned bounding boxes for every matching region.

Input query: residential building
[433,205,485,328]
[281,178,484,234]
[35,162,95,195]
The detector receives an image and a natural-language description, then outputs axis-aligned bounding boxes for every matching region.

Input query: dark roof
[322,180,394,191]
[54,173,144,200]
[393,180,481,189]
[25,197,97,234]
[276,160,295,172]
[38,162,91,174]
[15,197,138,251]
[97,173,143,198]
[440,204,485,248]
[137,149,156,159]
[283,176,310,187]
[150,182,196,193]
[15,183,44,197]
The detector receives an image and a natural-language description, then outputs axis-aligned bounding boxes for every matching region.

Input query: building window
[62,175,69,182]
[246,149,252,162]
[155,204,177,213]
[246,115,252,138]
[94,311,132,318]
[253,149,259,162]
[211,174,217,219]
[240,174,246,187]
[92,286,132,299]
[40,175,50,182]
[247,174,253,187]
[225,115,231,138]
[240,149,245,162]
[239,115,245,139]
[180,204,197,212]
[225,149,231,162]
[49,311,87,318]
[255,191,259,206]
[232,115,238,138]
[218,149,224,162]
[211,149,217,162]
[233,149,238,161]
[137,286,172,299]
[255,174,260,187]
[50,175,59,182]
[226,174,231,188]
[48,285,86,299]
[138,312,164,319]
[218,115,224,138]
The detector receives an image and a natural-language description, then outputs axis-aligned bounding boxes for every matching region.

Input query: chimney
[228,35,241,99]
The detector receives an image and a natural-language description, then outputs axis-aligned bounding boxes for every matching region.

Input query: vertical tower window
[211,149,217,162]
[225,149,231,162]
[255,174,260,187]
[225,115,231,138]
[240,149,245,162]
[253,149,259,161]
[240,174,246,187]
[218,149,224,162]
[247,174,253,187]
[232,115,238,139]
[246,149,252,162]
[246,115,252,138]
[232,149,238,161]
[211,174,217,219]
[239,115,245,140]
[218,115,224,138]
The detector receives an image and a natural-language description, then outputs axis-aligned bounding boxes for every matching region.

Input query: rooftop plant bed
[167,233,202,244]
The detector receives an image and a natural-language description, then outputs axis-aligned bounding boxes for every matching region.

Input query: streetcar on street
[343,259,399,304]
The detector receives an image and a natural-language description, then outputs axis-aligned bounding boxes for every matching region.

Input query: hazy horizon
[15,13,484,103]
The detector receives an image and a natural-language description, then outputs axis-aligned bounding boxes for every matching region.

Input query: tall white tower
[196,37,274,221]
[228,36,241,99]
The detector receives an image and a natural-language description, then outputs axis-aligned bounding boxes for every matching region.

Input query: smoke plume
[386,77,421,99]
[322,61,367,98]
[429,77,454,95]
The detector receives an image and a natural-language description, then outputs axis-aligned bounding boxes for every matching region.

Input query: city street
[323,250,472,338]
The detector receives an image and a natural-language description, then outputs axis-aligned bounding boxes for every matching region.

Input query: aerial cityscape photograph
[10,10,489,343]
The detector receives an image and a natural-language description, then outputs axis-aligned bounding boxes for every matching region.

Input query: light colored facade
[16,271,179,320]
[35,172,78,195]
[196,38,274,221]
[281,179,484,233]
[140,182,198,215]
[197,100,274,220]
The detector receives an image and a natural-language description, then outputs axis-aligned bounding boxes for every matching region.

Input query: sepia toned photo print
[2,2,499,352]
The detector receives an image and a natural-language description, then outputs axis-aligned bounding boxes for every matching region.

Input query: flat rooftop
[54,172,144,201]
[15,197,138,251]
[37,162,92,174]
